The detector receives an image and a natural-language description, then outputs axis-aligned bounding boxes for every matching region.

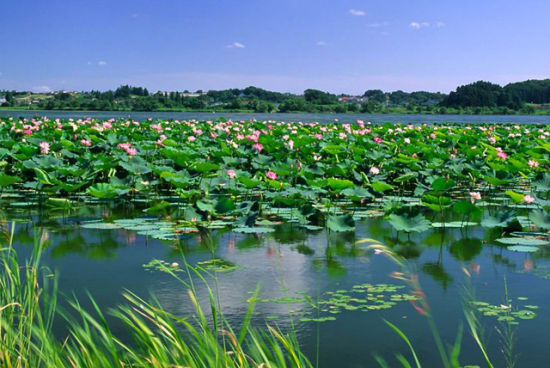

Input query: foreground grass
[0,225,312,368]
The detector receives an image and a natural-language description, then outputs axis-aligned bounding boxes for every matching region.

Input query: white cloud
[130,13,139,18]
[98,61,107,66]
[349,9,366,16]
[226,42,245,49]
[316,41,327,46]
[367,22,389,28]
[410,22,430,30]
[32,85,52,93]
[410,21,444,30]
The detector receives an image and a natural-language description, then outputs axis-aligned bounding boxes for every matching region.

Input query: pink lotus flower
[227,169,236,179]
[188,136,196,142]
[528,160,539,168]
[80,139,92,147]
[523,194,535,204]
[118,143,131,150]
[24,129,33,135]
[373,137,382,144]
[287,140,294,150]
[253,143,264,152]
[470,192,481,203]
[39,142,50,155]
[497,151,507,160]
[118,142,137,156]
[369,166,380,175]
[266,171,277,180]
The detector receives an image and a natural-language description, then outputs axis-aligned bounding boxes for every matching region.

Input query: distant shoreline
[1,106,550,117]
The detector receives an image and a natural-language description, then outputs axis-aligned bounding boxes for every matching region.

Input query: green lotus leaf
[529,210,550,230]
[0,174,20,187]
[371,181,394,193]
[326,214,355,232]
[388,213,431,233]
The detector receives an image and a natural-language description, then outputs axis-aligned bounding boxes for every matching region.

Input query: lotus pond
[1,117,550,367]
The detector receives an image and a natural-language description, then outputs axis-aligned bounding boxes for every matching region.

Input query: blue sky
[1,0,549,94]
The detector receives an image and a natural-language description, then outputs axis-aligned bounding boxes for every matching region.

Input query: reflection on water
[3,201,550,367]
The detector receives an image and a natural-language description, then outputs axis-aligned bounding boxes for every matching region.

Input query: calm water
[2,109,550,124]
[5,200,550,367]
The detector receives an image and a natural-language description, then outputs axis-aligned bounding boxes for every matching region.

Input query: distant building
[180,92,207,98]
[0,97,6,104]
[338,96,366,103]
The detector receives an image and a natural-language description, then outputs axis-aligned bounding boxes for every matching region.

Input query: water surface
[5,200,550,367]
[2,109,550,125]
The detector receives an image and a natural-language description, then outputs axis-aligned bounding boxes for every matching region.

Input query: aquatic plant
[0,118,548,234]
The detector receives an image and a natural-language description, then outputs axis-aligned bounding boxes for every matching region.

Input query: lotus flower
[266,171,277,180]
[497,151,507,160]
[39,142,50,155]
[470,192,481,203]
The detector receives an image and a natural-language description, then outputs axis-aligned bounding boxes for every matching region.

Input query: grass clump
[0,223,312,368]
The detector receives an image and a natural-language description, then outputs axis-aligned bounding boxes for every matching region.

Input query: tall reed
[0,223,313,368]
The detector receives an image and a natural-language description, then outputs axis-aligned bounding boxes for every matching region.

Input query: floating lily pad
[496,237,549,246]
[124,224,161,232]
[510,232,549,238]
[300,316,336,323]
[233,227,275,234]
[431,221,478,228]
[299,225,324,231]
[196,258,240,272]
[471,299,539,324]
[507,245,539,253]
[143,259,182,273]
[80,221,121,230]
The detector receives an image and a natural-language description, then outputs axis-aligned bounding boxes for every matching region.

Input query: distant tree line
[2,79,550,114]
[441,79,550,113]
